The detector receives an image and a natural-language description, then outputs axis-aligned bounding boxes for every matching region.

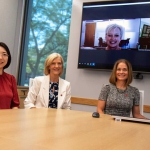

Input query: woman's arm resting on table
[132,105,147,119]
[24,78,41,109]
[97,100,106,114]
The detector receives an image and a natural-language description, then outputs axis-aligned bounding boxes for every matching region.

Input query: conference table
[0,109,150,150]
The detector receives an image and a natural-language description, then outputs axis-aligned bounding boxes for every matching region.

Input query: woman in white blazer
[24,53,71,109]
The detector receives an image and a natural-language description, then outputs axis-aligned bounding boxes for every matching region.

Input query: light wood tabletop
[0,109,150,150]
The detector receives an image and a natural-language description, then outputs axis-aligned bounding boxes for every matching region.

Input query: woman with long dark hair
[0,42,19,109]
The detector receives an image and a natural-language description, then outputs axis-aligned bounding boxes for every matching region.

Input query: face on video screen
[105,28,121,50]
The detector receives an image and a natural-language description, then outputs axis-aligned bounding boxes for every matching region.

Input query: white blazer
[24,75,71,109]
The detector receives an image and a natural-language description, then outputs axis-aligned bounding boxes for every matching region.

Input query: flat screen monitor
[78,0,150,73]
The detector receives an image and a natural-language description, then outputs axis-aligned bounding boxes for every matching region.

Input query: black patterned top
[48,82,59,108]
[98,84,140,117]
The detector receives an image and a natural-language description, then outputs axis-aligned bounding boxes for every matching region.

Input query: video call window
[80,18,150,51]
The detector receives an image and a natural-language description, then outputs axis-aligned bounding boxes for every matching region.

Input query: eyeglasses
[0,53,9,58]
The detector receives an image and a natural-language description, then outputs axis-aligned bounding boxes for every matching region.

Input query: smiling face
[116,62,128,82]
[105,27,121,50]
[0,46,9,71]
[49,57,63,76]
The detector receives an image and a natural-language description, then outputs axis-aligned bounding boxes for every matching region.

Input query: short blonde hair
[44,53,64,76]
[109,59,133,86]
[105,24,124,39]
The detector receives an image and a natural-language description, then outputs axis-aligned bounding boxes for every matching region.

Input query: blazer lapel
[58,78,66,108]
[41,75,50,107]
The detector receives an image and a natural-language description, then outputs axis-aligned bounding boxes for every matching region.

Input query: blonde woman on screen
[105,24,124,50]
[24,53,71,109]
[97,59,147,119]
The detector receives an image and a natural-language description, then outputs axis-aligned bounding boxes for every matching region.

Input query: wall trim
[71,96,150,113]
[143,105,150,113]
[71,97,98,106]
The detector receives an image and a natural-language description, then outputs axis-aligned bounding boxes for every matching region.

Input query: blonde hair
[105,24,124,39]
[109,59,133,86]
[44,53,64,76]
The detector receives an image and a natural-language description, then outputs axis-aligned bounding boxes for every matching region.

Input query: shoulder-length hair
[0,42,11,69]
[109,59,133,86]
[44,53,64,76]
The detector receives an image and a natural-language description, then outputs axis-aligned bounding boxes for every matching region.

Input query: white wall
[66,0,150,118]
[0,0,24,77]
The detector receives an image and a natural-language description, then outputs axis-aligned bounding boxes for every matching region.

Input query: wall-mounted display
[78,0,150,73]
